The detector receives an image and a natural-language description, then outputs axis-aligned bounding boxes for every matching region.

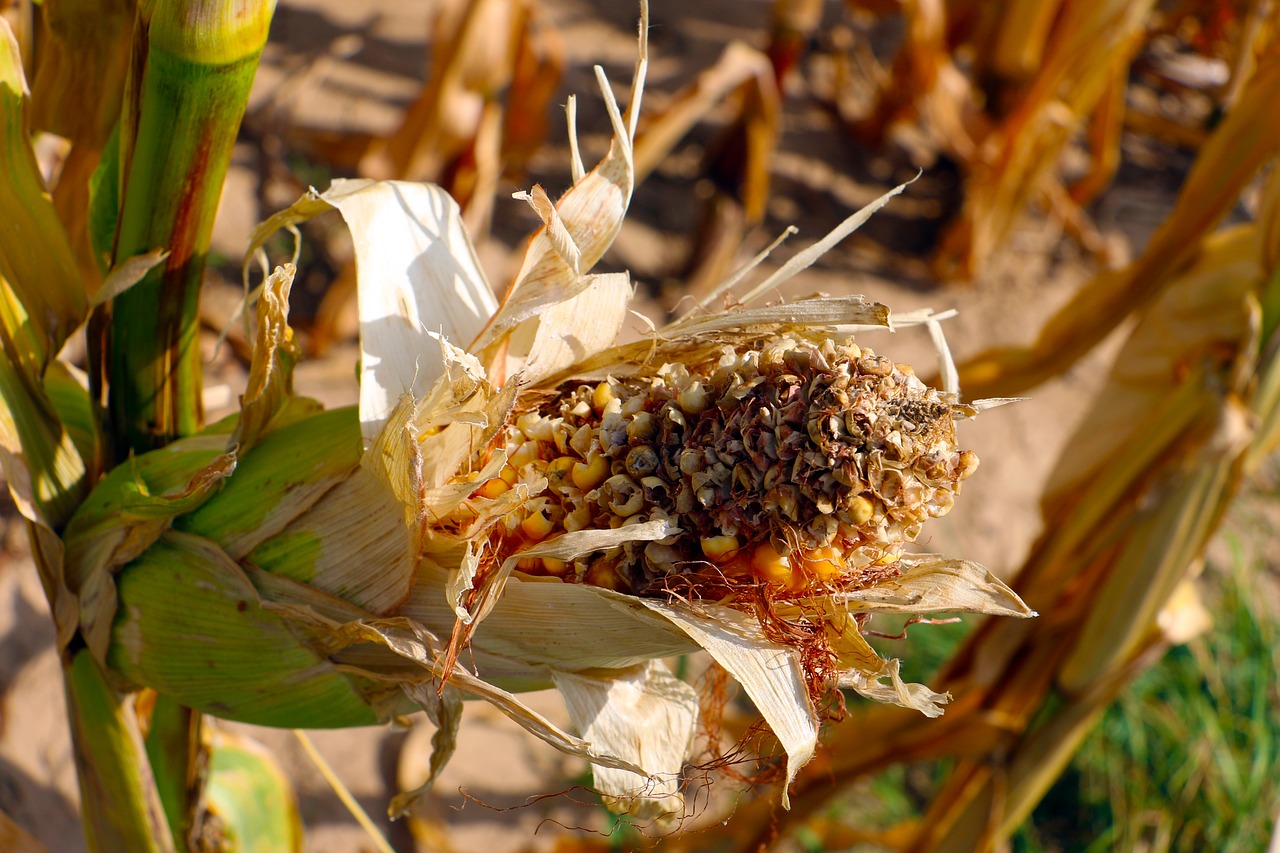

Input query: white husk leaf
[554,660,698,824]
[639,600,816,809]
[514,272,633,384]
[242,180,499,444]
[829,555,1036,617]
[839,658,950,718]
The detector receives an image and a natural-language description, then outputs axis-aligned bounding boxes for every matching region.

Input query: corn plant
[1,2,1039,850]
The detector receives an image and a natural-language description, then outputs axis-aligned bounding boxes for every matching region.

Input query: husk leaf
[554,661,698,824]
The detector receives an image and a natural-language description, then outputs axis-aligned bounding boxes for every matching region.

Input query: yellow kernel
[571,455,609,490]
[592,382,617,412]
[499,464,519,485]
[520,511,554,541]
[750,542,792,585]
[958,450,980,480]
[546,456,576,484]
[849,495,875,525]
[473,476,510,499]
[516,557,544,574]
[541,557,570,576]
[584,558,628,592]
[700,535,741,563]
[516,411,553,442]
[799,546,844,583]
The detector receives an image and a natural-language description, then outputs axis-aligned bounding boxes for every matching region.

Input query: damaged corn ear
[458,336,974,598]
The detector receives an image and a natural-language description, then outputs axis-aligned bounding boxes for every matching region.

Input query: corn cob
[463,336,976,600]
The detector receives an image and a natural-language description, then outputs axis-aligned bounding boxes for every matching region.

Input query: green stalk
[65,648,175,853]
[91,2,275,847]
[101,0,275,457]
[145,696,205,851]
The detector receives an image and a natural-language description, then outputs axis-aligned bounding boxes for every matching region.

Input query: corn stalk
[2,0,274,848]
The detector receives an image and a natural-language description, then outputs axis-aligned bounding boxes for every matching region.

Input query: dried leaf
[555,660,698,823]
[641,600,815,808]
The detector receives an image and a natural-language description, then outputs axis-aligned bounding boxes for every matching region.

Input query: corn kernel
[509,441,540,470]
[563,504,592,532]
[958,450,980,480]
[849,495,875,525]
[516,411,553,442]
[571,455,609,490]
[592,381,617,412]
[516,557,544,573]
[473,476,510,499]
[626,412,656,440]
[541,557,570,576]
[584,558,628,592]
[750,542,792,585]
[499,464,518,485]
[678,382,709,414]
[520,511,554,541]
[700,534,741,563]
[546,456,576,484]
[799,546,843,583]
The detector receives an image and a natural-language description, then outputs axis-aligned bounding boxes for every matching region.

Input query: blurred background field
[2,0,1279,850]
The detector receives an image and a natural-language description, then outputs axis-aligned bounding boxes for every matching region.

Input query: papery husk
[243,180,498,444]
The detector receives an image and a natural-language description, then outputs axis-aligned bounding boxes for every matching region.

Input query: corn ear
[107,531,382,728]
[81,9,1033,822]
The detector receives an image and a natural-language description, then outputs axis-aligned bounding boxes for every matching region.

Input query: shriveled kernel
[516,557,544,573]
[592,381,617,412]
[572,455,609,490]
[603,474,644,517]
[849,495,875,525]
[750,542,793,585]
[678,382,709,414]
[520,511,554,541]
[626,411,656,440]
[625,445,660,477]
[563,504,593,532]
[679,449,703,476]
[700,535,741,563]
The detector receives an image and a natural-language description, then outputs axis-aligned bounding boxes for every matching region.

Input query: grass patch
[1015,555,1280,852]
